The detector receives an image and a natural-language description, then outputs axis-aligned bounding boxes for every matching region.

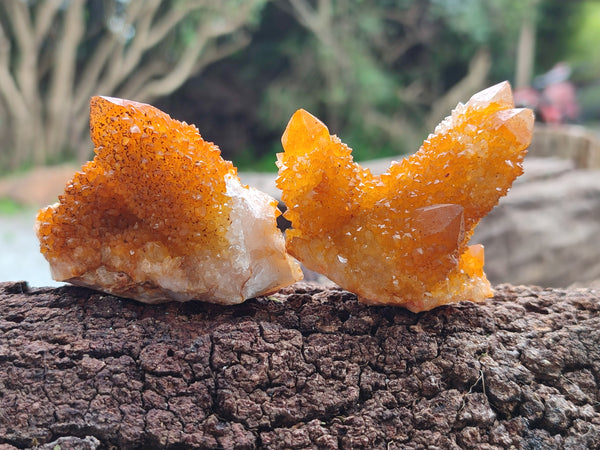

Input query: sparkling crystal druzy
[36,97,302,304]
[277,82,534,312]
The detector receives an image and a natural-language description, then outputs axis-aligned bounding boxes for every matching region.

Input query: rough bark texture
[472,160,600,288]
[0,281,599,449]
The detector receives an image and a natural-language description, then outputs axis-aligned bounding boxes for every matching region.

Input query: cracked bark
[0,281,599,449]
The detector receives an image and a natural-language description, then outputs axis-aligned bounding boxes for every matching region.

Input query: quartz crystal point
[36,97,302,304]
[276,81,534,312]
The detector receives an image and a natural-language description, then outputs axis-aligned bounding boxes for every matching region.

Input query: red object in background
[544,81,579,123]
[514,63,580,124]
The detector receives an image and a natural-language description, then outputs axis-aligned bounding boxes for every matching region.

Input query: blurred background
[1,0,599,288]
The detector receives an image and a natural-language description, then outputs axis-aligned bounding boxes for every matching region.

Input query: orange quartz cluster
[36,96,301,304]
[276,82,534,312]
[38,97,234,264]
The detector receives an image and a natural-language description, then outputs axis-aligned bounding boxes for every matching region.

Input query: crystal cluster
[36,97,302,304]
[276,82,534,312]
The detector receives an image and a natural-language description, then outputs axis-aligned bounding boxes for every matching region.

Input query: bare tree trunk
[45,0,84,164]
[0,281,599,449]
[0,0,267,169]
[515,2,539,89]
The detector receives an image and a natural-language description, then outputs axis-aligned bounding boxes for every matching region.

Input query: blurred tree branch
[274,0,443,152]
[0,0,266,170]
[267,0,530,159]
[426,48,491,130]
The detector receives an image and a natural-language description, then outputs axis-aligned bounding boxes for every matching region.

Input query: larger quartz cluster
[276,82,534,312]
[36,97,302,304]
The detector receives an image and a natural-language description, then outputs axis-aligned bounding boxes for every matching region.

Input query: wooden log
[0,281,599,449]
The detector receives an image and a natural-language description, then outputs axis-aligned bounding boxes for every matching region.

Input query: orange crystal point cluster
[277,81,535,312]
[36,96,302,304]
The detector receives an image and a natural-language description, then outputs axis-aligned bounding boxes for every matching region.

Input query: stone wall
[527,124,600,169]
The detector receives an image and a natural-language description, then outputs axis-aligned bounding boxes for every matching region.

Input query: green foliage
[254,1,408,161]
[0,197,25,215]
[174,0,268,48]
[566,1,600,81]
[249,0,542,165]
[0,160,34,178]
[233,149,280,173]
[340,124,407,162]
[536,0,582,74]
[131,0,600,172]
[3,0,591,173]
[432,0,533,45]
[430,0,542,88]
[577,82,600,123]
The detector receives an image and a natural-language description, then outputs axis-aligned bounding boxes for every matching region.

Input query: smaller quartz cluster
[36,97,302,304]
[276,82,534,312]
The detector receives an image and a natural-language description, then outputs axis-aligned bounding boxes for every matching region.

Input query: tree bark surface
[0,281,599,449]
